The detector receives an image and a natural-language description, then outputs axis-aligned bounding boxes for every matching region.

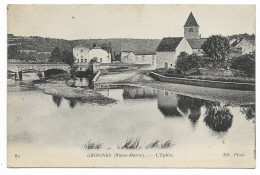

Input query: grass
[83,140,103,150]
[146,140,174,149]
[119,137,141,149]
[187,75,255,84]
[160,140,174,149]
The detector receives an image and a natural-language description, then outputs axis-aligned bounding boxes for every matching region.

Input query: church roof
[187,38,207,49]
[184,12,199,27]
[156,37,183,52]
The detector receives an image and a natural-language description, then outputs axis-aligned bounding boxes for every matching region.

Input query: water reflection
[52,96,63,107]
[123,86,157,99]
[67,98,77,109]
[204,105,233,132]
[75,77,91,87]
[49,86,253,135]
[157,91,181,117]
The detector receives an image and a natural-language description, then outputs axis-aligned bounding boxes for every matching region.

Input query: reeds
[83,140,103,149]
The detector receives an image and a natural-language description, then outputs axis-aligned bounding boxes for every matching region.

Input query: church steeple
[184,12,200,39]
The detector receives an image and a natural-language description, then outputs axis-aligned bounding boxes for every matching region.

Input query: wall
[121,52,157,69]
[175,38,193,56]
[121,52,136,64]
[184,26,200,39]
[156,52,176,69]
[235,39,255,55]
[150,72,255,91]
[156,38,193,69]
[192,49,204,56]
[73,47,90,64]
[88,48,111,63]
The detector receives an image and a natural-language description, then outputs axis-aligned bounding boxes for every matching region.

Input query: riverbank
[33,80,117,105]
[96,70,255,106]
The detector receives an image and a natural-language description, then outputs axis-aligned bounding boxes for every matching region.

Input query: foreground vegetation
[81,138,174,150]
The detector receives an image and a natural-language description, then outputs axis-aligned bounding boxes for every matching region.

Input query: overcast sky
[7,4,255,40]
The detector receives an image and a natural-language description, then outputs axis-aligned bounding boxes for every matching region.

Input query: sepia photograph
[6,4,255,168]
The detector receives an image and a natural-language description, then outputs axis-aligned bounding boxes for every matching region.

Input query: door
[164,62,168,69]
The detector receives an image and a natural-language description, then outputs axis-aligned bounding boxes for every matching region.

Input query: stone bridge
[7,62,70,80]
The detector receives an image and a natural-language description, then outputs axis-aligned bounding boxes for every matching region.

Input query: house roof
[187,38,207,49]
[184,12,199,27]
[121,40,160,55]
[156,37,183,52]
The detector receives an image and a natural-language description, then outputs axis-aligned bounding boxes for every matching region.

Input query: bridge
[7,62,71,80]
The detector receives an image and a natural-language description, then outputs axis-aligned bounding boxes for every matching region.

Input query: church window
[189,28,193,32]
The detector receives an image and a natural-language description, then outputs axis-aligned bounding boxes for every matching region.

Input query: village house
[156,37,193,69]
[120,40,160,69]
[73,45,111,64]
[230,37,255,55]
[156,12,206,69]
[73,46,90,64]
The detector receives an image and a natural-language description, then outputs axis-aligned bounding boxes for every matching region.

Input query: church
[156,12,207,69]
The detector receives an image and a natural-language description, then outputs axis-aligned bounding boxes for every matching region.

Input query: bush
[175,52,201,75]
[230,54,255,77]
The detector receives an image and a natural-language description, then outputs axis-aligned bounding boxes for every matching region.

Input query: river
[7,73,255,167]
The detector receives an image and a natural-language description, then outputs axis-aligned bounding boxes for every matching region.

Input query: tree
[49,47,62,62]
[175,52,201,75]
[201,35,231,66]
[7,46,19,60]
[230,54,255,77]
[62,50,74,66]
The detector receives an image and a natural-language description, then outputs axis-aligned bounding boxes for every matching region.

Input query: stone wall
[150,72,255,91]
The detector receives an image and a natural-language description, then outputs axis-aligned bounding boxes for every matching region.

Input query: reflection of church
[157,90,181,117]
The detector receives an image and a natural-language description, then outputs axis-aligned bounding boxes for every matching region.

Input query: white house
[156,37,193,69]
[121,40,160,69]
[234,38,255,55]
[88,47,111,63]
[73,46,111,64]
[73,46,90,64]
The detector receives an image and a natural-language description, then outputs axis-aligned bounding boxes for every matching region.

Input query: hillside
[8,35,161,56]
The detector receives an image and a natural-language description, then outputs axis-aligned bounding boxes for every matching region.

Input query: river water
[7,73,255,167]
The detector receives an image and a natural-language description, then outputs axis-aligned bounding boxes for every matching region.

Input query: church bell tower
[184,12,200,39]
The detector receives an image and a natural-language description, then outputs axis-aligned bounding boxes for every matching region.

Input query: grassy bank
[34,80,117,106]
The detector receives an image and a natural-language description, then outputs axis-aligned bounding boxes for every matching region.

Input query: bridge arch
[7,62,71,80]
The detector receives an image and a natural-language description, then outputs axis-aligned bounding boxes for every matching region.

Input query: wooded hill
[8,35,161,56]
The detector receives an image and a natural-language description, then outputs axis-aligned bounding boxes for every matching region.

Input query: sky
[7,4,255,40]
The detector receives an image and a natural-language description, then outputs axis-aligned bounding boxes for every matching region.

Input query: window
[100,58,102,63]
[77,59,79,63]
[189,28,193,32]
[81,59,83,63]
[80,49,83,52]
[85,59,87,62]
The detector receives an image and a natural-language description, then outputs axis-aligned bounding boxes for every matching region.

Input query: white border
[0,0,259,175]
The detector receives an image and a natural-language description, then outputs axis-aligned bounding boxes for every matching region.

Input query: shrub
[175,52,201,75]
[230,54,255,77]
[204,105,233,132]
